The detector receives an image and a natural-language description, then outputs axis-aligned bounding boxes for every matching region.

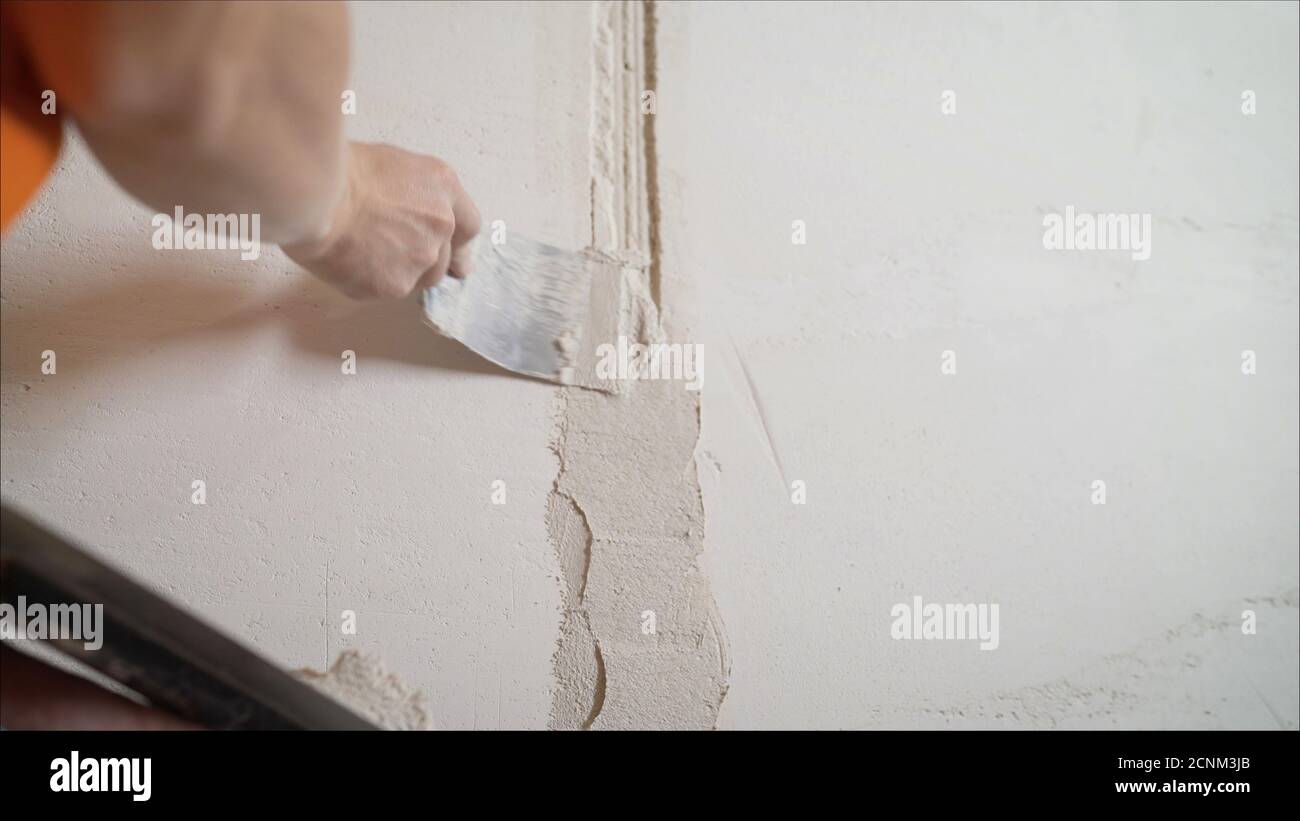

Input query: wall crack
[546,0,729,730]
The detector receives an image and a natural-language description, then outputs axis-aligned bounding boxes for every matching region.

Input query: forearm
[10,0,350,244]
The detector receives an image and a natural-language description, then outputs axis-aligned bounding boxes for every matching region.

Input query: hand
[283,142,482,299]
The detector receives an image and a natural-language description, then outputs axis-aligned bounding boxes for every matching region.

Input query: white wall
[656,1,1298,728]
[1,0,591,729]
[2,0,1296,730]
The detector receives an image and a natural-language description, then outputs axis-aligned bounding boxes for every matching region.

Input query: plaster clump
[296,649,433,730]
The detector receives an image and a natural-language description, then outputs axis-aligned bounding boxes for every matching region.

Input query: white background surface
[656,1,1298,728]
[2,0,588,729]
[2,1,1296,729]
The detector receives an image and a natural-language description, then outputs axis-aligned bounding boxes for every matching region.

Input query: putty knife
[0,503,378,730]
[421,235,613,384]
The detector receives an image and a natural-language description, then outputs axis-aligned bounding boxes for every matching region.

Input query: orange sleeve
[0,90,62,233]
[0,6,67,233]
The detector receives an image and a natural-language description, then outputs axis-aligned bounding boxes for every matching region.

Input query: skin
[0,1,480,727]
[5,0,480,296]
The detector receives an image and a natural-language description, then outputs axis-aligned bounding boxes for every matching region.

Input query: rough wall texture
[2,0,1293,731]
[548,1,728,730]
[1,0,728,730]
[1,0,594,729]
[656,1,1298,728]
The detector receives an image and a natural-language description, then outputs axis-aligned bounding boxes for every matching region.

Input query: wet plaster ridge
[547,0,729,730]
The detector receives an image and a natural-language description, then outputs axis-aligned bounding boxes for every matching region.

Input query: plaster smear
[297,649,433,730]
[547,0,728,729]
[549,379,729,729]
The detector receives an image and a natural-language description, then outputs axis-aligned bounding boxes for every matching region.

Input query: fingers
[416,239,452,291]
[284,142,484,299]
[448,179,481,279]
[450,236,477,280]
[420,171,478,286]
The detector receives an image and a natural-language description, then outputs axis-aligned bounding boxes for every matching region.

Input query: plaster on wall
[297,648,433,730]
[547,0,728,730]
[2,0,1292,731]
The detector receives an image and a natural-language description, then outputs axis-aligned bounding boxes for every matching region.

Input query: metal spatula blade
[420,235,610,384]
[0,503,379,730]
